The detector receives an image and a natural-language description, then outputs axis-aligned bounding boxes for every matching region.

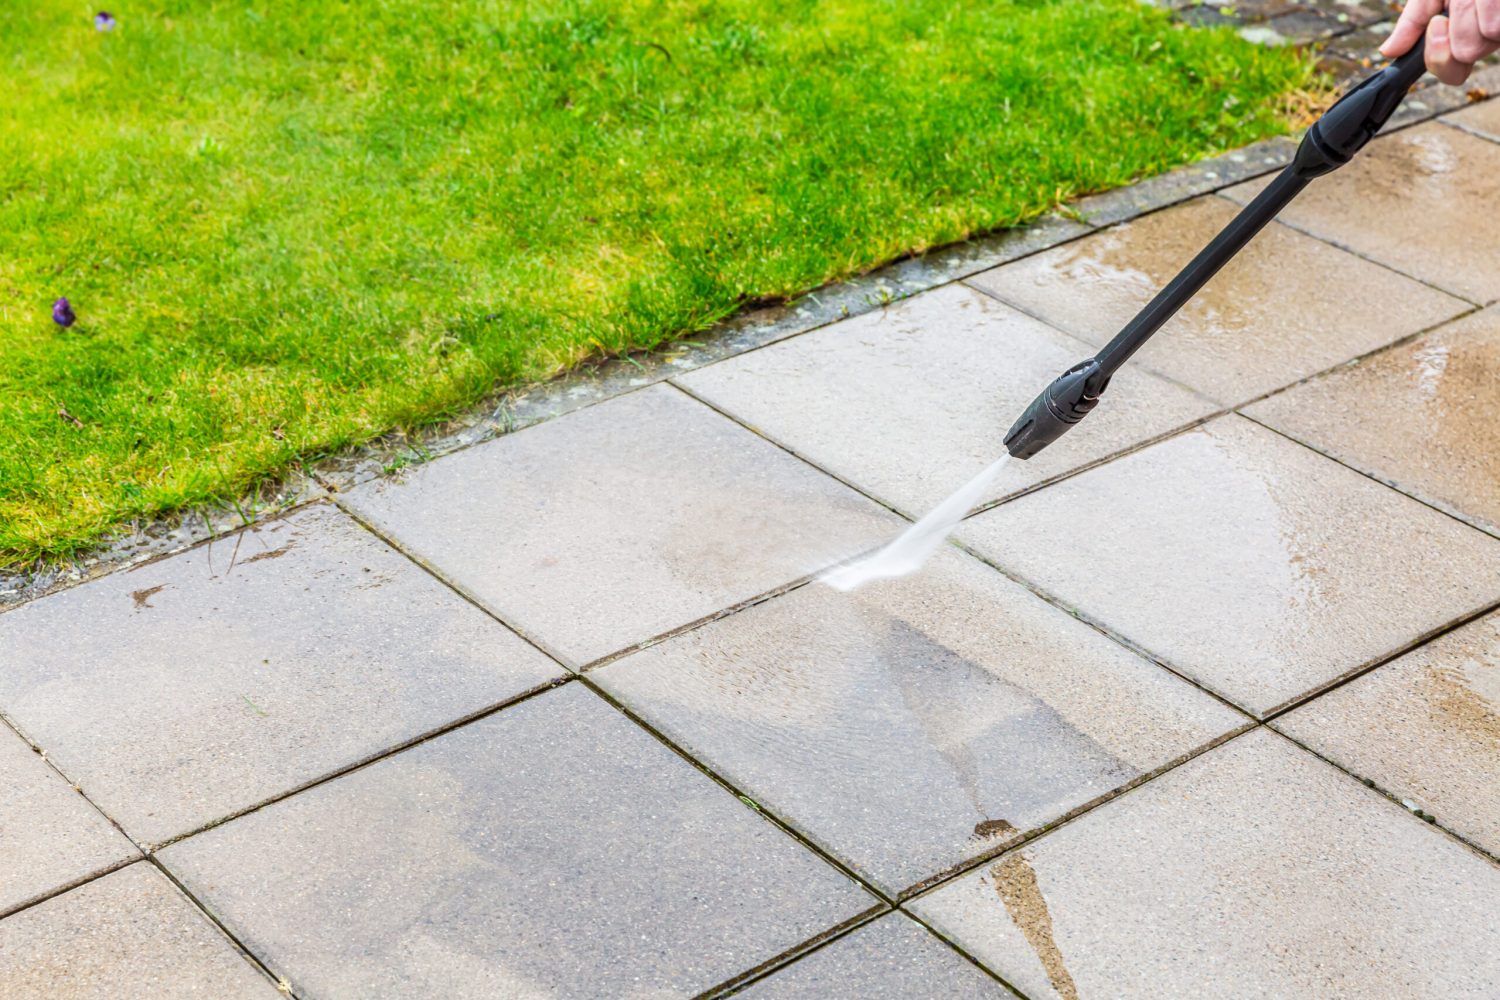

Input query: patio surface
[5,101,1500,998]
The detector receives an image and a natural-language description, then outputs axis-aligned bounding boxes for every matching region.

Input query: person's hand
[1382,0,1500,84]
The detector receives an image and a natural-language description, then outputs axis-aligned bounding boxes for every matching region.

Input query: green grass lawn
[0,0,1311,566]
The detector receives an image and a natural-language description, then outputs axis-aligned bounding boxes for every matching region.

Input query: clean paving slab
[675,284,1217,516]
[957,416,1500,716]
[1278,609,1500,858]
[0,502,562,848]
[1245,305,1500,535]
[594,548,1243,895]
[0,863,280,999]
[1445,97,1500,142]
[738,913,1014,999]
[0,724,137,915]
[967,195,1465,405]
[342,383,902,667]
[1223,123,1500,303]
[910,728,1500,1000]
[158,682,876,1000]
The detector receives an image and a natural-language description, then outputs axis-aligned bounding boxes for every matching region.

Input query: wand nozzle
[1003,38,1429,461]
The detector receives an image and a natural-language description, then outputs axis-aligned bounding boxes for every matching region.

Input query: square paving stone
[0,725,137,915]
[675,285,1217,517]
[738,913,1014,998]
[968,196,1465,405]
[158,683,876,1000]
[1445,97,1500,141]
[594,548,1242,895]
[1223,124,1500,303]
[0,863,280,999]
[0,503,563,848]
[910,728,1500,1000]
[342,384,902,667]
[1278,609,1500,857]
[1245,306,1500,535]
[957,417,1500,716]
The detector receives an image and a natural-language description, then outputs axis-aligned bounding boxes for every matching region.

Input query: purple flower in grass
[52,298,76,327]
[94,11,116,31]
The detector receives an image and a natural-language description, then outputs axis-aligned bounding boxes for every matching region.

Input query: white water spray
[820,454,1011,592]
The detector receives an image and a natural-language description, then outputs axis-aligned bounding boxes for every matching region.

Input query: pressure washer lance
[1002,39,1430,461]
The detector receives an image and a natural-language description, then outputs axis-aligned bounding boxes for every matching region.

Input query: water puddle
[820,455,1010,592]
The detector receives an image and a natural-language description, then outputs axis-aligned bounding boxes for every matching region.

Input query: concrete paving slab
[341,383,902,667]
[0,863,279,999]
[0,725,137,915]
[1246,304,1500,536]
[957,417,1500,716]
[676,285,1217,516]
[738,913,1013,998]
[1222,124,1500,303]
[595,548,1242,895]
[911,728,1500,999]
[969,196,1465,405]
[1278,609,1500,858]
[0,503,563,847]
[159,683,875,999]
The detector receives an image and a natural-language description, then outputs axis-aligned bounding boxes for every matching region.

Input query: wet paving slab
[1445,97,1500,141]
[0,863,280,999]
[675,285,1217,517]
[157,683,876,999]
[0,725,137,916]
[593,547,1243,897]
[736,913,1014,998]
[0,503,563,848]
[1222,123,1500,304]
[967,195,1466,405]
[1245,305,1500,535]
[340,383,902,668]
[957,416,1500,717]
[910,728,1500,999]
[1277,609,1500,858]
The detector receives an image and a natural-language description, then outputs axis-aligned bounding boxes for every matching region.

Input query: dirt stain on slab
[991,852,1079,1000]
[241,542,295,566]
[129,584,166,610]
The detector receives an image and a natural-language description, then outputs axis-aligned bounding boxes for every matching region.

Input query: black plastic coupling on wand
[1002,360,1110,460]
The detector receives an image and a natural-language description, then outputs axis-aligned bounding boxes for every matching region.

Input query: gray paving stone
[1278,609,1500,858]
[957,417,1500,716]
[676,285,1216,518]
[594,548,1242,895]
[341,384,902,667]
[0,725,137,915]
[159,683,876,1000]
[0,503,562,847]
[1068,137,1296,227]
[911,729,1500,999]
[0,863,280,999]
[738,914,1013,999]
[971,196,1465,405]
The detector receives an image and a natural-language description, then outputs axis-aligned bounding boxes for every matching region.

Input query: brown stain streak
[991,853,1080,1000]
[129,584,165,610]
[1421,663,1500,749]
[241,543,294,566]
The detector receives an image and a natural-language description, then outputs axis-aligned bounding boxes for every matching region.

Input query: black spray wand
[1003,39,1429,460]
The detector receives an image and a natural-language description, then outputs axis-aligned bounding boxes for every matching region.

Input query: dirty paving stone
[957,416,1500,717]
[1066,138,1296,228]
[910,729,1500,999]
[1245,305,1500,535]
[736,913,1014,999]
[1277,608,1500,858]
[1222,123,1500,303]
[0,502,563,847]
[970,195,1466,405]
[0,863,281,999]
[594,547,1242,896]
[159,683,876,1000]
[0,724,138,915]
[341,384,902,667]
[676,284,1217,517]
